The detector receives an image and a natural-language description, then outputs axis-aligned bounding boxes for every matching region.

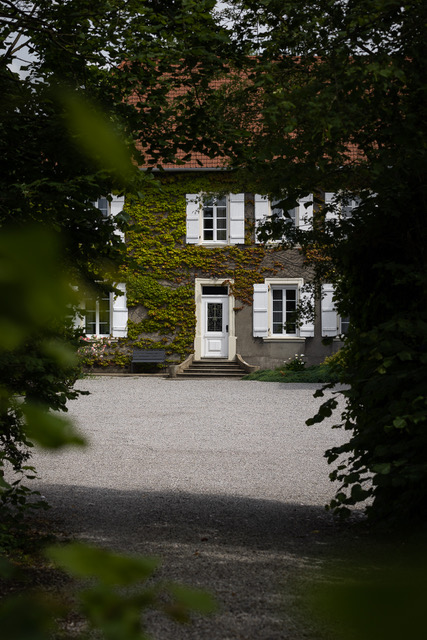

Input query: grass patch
[243,364,340,383]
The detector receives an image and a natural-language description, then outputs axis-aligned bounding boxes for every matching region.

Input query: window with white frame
[254,194,313,241]
[186,193,245,245]
[96,197,110,218]
[76,283,128,338]
[202,195,227,242]
[324,193,361,221]
[272,286,298,335]
[93,195,126,241]
[253,279,314,338]
[83,293,111,336]
[271,200,298,227]
[340,316,350,335]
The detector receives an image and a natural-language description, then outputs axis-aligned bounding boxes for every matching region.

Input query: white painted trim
[263,338,306,343]
[194,278,236,361]
[186,193,245,246]
[261,278,311,339]
[264,278,305,288]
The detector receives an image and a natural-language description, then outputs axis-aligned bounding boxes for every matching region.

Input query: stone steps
[177,359,245,379]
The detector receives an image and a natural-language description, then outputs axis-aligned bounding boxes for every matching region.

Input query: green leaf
[372,463,391,475]
[41,339,78,369]
[47,543,160,586]
[167,584,217,615]
[0,557,15,579]
[392,417,407,430]
[0,593,64,640]
[23,405,85,449]
[59,89,137,186]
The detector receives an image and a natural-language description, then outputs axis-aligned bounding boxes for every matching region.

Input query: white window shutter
[299,287,315,337]
[325,192,359,220]
[229,193,245,244]
[186,194,200,244]
[254,194,270,243]
[321,283,338,337]
[110,195,125,241]
[342,196,360,219]
[298,194,314,231]
[74,312,83,331]
[112,283,128,337]
[253,283,269,337]
[324,192,339,221]
[110,195,125,217]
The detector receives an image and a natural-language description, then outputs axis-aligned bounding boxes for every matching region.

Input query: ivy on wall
[82,173,305,368]
[122,174,262,361]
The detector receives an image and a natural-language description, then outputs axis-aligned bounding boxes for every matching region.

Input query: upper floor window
[340,316,350,335]
[96,197,110,218]
[254,194,313,242]
[271,200,298,227]
[186,193,245,245]
[93,195,125,241]
[203,196,227,242]
[324,193,361,220]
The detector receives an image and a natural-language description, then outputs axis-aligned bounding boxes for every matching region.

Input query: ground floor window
[272,287,298,335]
[253,278,314,339]
[340,316,350,335]
[75,283,128,338]
[84,294,111,336]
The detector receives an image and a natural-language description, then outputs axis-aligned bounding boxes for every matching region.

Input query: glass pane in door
[207,302,222,332]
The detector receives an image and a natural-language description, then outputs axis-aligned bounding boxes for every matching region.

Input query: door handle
[226,325,228,332]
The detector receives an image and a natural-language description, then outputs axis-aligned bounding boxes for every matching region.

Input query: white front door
[202,295,229,358]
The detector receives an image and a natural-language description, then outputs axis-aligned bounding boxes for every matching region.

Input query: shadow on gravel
[38,485,370,640]
[40,483,361,555]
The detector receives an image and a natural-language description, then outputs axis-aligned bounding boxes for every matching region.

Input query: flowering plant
[283,354,306,372]
[77,336,114,367]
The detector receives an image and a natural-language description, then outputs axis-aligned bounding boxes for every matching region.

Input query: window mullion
[213,203,218,242]
[95,299,100,336]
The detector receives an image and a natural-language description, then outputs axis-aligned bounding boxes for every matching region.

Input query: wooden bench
[130,348,166,373]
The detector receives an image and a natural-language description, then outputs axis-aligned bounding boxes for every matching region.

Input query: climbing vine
[76,173,305,369]
[117,173,302,363]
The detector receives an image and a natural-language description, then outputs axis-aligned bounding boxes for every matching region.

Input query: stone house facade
[78,168,347,371]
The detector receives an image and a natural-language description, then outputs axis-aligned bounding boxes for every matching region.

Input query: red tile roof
[128,66,362,171]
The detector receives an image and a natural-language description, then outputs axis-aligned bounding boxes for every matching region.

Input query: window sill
[199,242,230,247]
[81,335,117,341]
[263,337,306,342]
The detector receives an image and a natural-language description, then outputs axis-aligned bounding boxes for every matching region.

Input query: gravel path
[32,376,357,639]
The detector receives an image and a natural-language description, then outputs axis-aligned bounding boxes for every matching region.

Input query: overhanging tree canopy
[0,0,237,518]
[215,0,427,526]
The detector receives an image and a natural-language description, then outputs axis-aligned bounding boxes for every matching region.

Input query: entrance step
[177,359,245,379]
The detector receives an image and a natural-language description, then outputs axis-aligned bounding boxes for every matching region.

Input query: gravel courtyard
[32,376,358,639]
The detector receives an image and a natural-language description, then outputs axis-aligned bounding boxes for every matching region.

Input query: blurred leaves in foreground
[306,547,427,640]
[0,229,216,638]
[0,543,216,640]
[58,88,138,188]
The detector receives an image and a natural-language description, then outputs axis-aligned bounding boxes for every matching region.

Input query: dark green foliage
[0,229,86,533]
[244,364,340,383]
[0,542,216,640]
[221,0,427,527]
[0,3,226,637]
[307,548,427,640]
[0,0,236,521]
